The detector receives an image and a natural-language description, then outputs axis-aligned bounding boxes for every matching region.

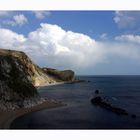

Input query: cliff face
[0,49,56,87]
[42,68,75,82]
[0,49,75,110]
[0,49,56,110]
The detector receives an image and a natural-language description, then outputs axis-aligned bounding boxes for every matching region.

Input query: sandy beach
[36,80,85,89]
[0,99,65,129]
[36,82,66,89]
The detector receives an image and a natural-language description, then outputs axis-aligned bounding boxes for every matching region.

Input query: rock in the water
[95,90,99,94]
[91,96,128,115]
[131,114,136,119]
[91,96,102,104]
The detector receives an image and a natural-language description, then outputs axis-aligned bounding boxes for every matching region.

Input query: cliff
[42,68,75,82]
[0,49,57,110]
[0,49,57,87]
[0,49,75,110]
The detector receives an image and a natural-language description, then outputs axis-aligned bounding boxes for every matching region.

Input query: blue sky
[0,11,122,39]
[0,11,140,75]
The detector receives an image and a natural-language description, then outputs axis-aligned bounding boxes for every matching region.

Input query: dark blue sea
[11,76,140,129]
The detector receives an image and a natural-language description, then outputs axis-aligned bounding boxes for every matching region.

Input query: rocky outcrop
[91,96,128,115]
[0,49,57,110]
[42,68,75,82]
[0,49,57,87]
[0,49,75,110]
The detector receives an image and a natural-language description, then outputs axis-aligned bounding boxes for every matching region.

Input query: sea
[11,76,140,129]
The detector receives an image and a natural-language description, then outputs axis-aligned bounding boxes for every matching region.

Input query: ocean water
[11,76,140,129]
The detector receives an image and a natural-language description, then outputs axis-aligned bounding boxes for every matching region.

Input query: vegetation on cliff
[42,68,75,82]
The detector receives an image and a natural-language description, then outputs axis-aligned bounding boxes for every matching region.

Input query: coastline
[36,81,66,89]
[36,80,86,89]
[0,81,69,129]
[0,99,65,129]
[0,80,81,129]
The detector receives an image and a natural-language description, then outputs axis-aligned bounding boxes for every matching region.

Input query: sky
[0,11,140,75]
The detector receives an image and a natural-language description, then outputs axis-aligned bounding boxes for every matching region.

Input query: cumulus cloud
[33,11,51,19]
[1,23,140,73]
[26,23,106,68]
[114,11,140,29]
[0,28,26,49]
[3,14,28,26]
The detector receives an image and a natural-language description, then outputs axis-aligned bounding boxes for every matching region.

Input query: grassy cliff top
[42,68,75,82]
[0,49,25,56]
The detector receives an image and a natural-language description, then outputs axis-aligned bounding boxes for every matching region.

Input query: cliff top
[0,49,25,57]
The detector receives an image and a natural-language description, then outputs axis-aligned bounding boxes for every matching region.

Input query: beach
[36,82,66,89]
[0,80,74,129]
[0,99,64,129]
[36,80,84,89]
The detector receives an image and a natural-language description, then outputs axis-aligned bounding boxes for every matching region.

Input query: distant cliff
[42,68,75,82]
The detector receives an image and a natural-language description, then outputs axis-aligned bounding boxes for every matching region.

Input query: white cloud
[114,11,140,29]
[13,14,28,26]
[3,14,28,26]
[33,11,51,19]
[100,33,108,40]
[1,23,140,73]
[0,28,26,49]
[26,23,105,68]
[115,34,140,44]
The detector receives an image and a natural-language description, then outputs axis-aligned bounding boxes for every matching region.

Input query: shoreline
[0,81,68,129]
[0,99,65,129]
[0,80,82,129]
[36,80,86,89]
[36,81,66,89]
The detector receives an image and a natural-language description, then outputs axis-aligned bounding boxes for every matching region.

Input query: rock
[0,49,39,103]
[0,49,74,110]
[91,96,128,115]
[91,96,102,104]
[95,90,99,94]
[0,49,57,110]
[131,114,136,119]
[0,49,58,87]
[42,68,75,82]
